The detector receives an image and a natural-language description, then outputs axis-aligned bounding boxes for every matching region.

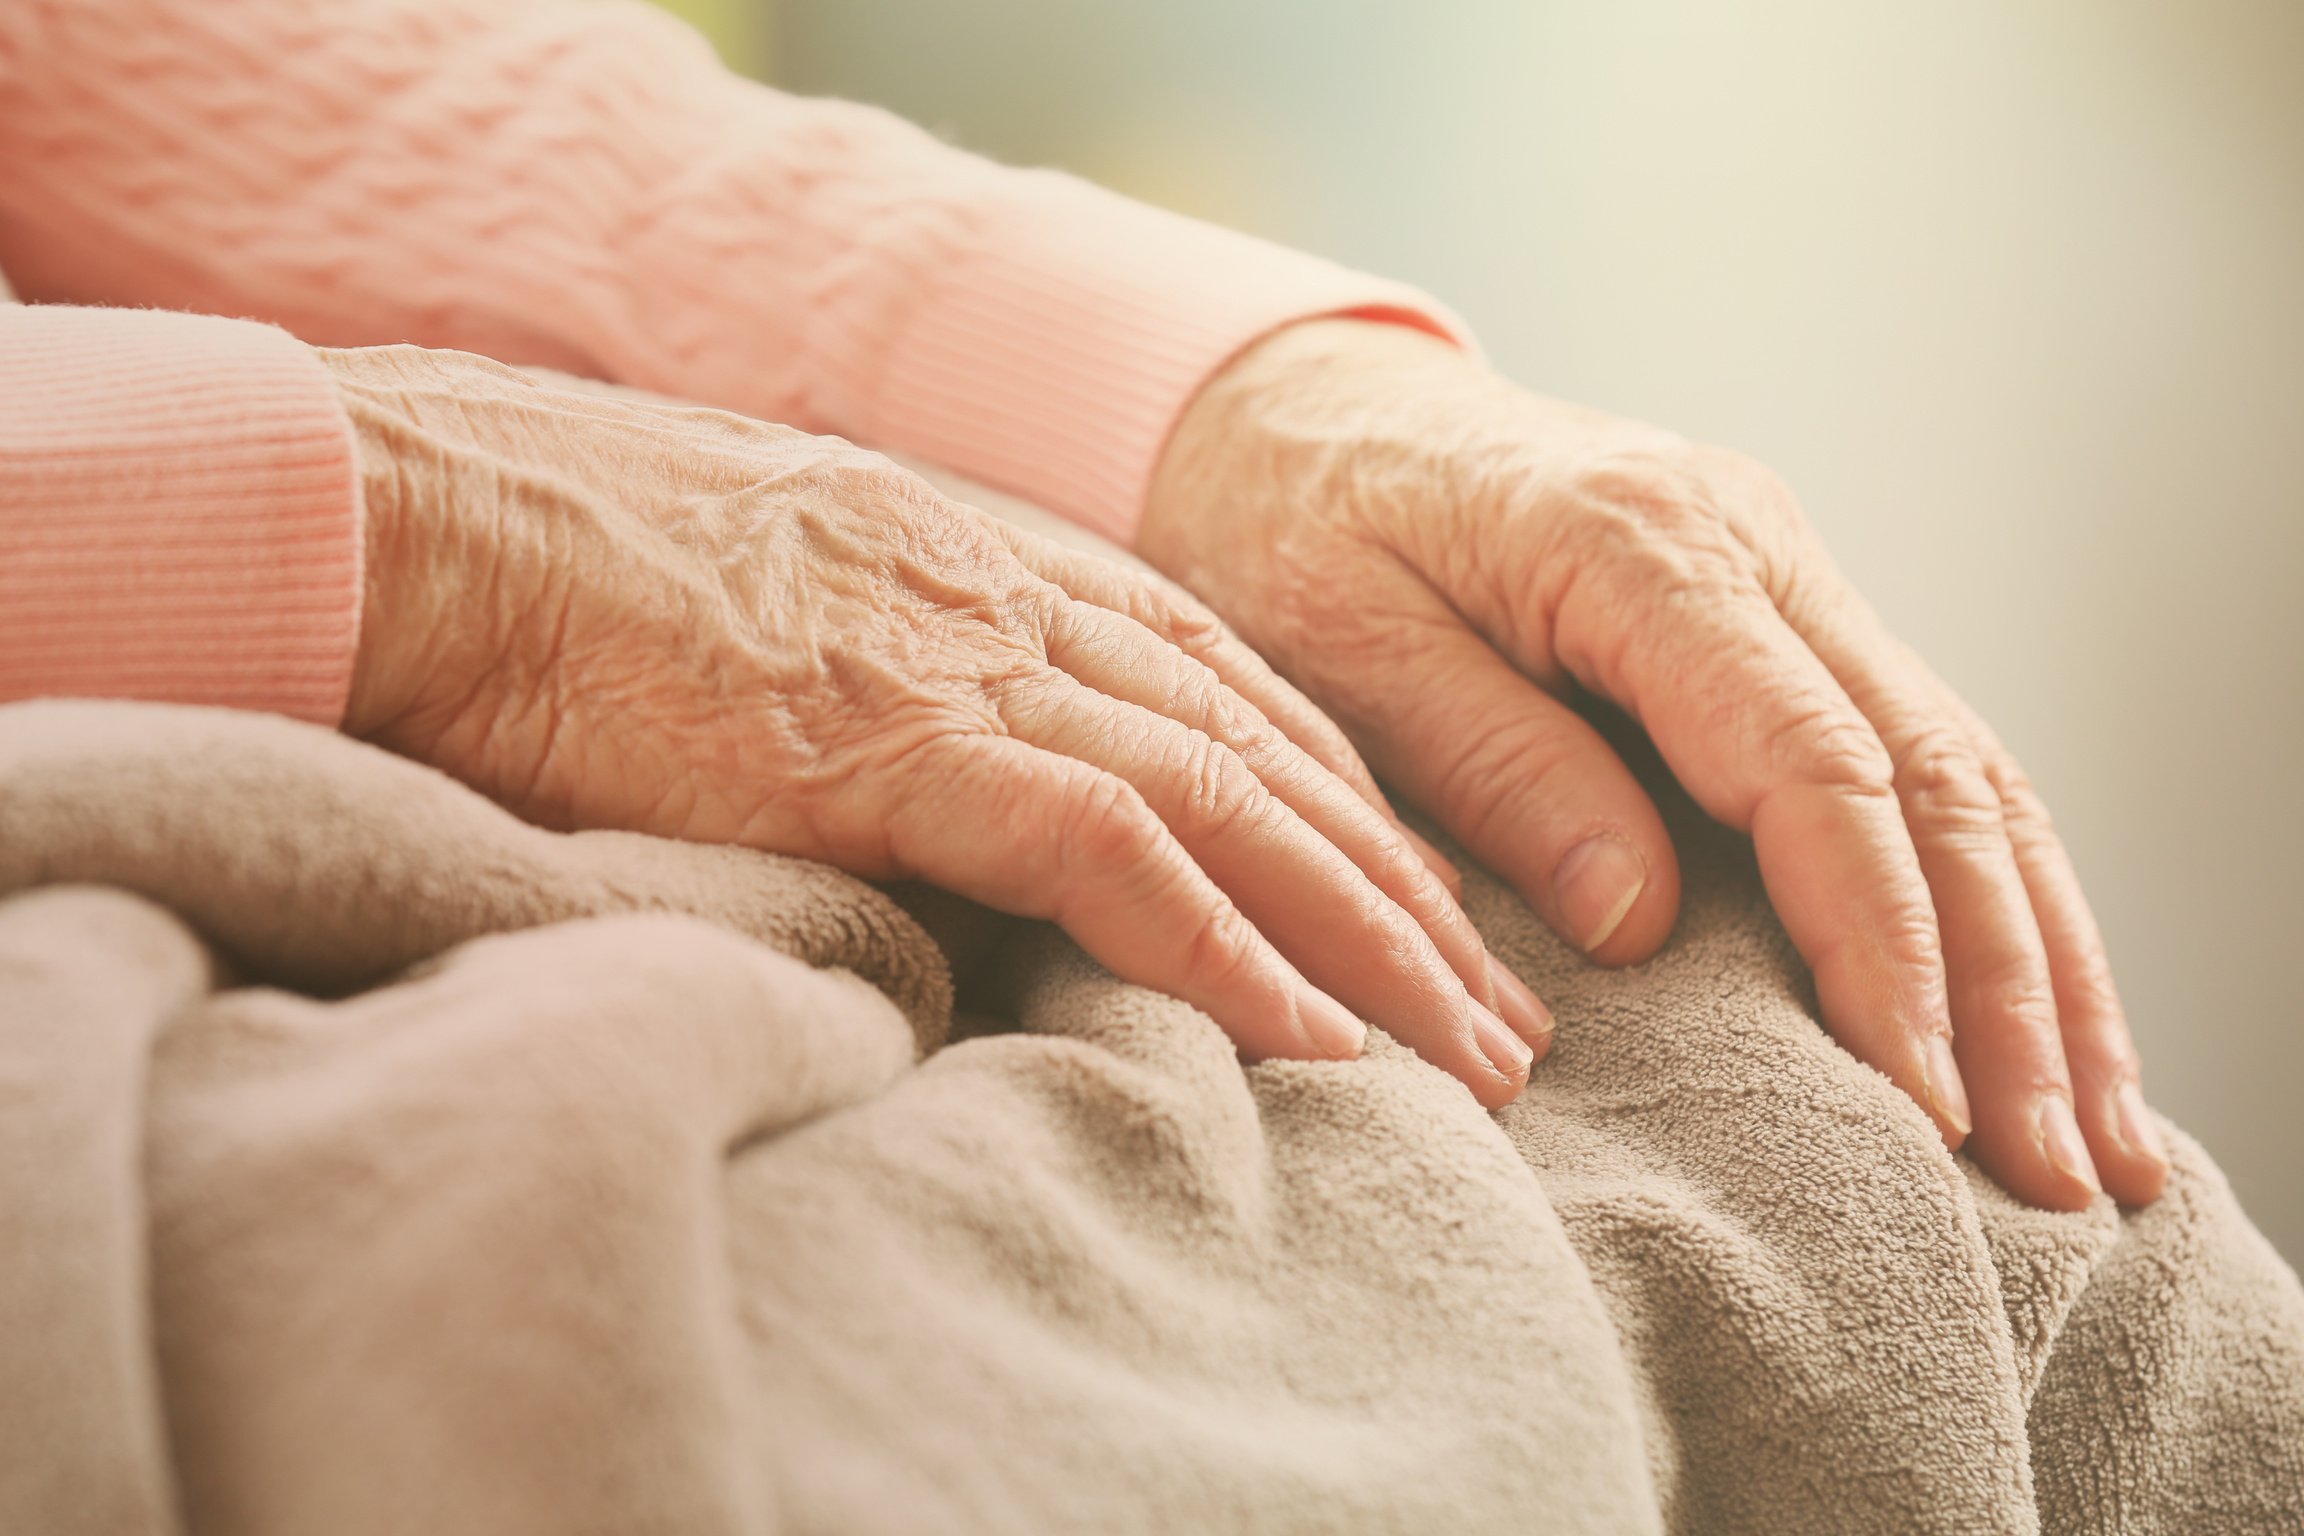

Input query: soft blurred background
[663,0,2304,1267]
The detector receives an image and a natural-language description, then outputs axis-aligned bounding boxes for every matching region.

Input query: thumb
[1313,580,1681,965]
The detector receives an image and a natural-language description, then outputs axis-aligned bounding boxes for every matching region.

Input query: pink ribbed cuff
[0,305,361,724]
[841,171,1474,547]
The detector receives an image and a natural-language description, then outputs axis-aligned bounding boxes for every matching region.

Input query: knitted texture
[0,306,360,723]
[0,0,1467,552]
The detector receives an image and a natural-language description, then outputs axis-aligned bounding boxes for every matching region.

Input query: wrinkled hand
[1143,319,2169,1209]
[325,344,1551,1105]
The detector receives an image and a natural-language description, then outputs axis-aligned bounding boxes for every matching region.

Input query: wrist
[1140,318,1476,573]
[340,433,402,740]
[322,350,445,743]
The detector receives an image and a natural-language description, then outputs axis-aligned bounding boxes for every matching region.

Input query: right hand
[323,345,1550,1105]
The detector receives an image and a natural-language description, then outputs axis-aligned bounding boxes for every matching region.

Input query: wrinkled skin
[1142,319,2168,1212]
[329,344,1551,1109]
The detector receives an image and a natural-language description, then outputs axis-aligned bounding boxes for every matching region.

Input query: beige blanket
[2,691,2299,1535]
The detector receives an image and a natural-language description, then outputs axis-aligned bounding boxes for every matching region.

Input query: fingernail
[2039,1095,2102,1197]
[1294,983,1366,1060]
[1485,955,1554,1045]
[2111,1081,2169,1170]
[1921,1033,1972,1139]
[1554,836,1647,954]
[1471,1001,1533,1080]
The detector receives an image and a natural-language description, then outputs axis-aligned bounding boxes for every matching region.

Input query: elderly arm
[0,0,1460,545]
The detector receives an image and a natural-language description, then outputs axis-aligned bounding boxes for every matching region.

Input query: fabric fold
[0,886,209,1536]
[1,695,2298,1534]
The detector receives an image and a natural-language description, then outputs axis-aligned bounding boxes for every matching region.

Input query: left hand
[1141,318,2168,1211]
[328,343,1546,1108]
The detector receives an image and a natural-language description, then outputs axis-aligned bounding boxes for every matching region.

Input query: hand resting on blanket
[1142,318,2168,1211]
[325,343,1550,1110]
[320,326,2169,1211]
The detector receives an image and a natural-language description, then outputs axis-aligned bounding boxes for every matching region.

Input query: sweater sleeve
[0,305,361,722]
[0,0,1468,547]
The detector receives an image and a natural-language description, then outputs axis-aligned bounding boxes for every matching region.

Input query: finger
[1040,597,1549,1051]
[1791,595,2095,1205]
[1000,522,1464,893]
[1941,688,2167,1204]
[1398,826,1467,901]
[1560,576,1961,1142]
[996,670,1532,1107]
[882,732,1367,1065]
[1290,567,1680,968]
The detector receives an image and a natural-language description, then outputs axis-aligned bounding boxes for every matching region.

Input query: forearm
[0,0,1467,540]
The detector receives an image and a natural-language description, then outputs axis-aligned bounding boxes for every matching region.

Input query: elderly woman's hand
[323,344,1549,1105]
[1142,318,2170,1210]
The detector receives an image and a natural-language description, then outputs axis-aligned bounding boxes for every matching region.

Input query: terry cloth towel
[1,692,2300,1535]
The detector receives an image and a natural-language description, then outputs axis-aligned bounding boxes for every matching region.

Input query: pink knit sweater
[0,0,1462,725]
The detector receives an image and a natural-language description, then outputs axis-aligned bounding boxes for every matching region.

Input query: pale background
[670,0,2304,1267]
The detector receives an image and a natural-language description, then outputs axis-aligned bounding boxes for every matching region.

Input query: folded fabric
[1,695,2297,1535]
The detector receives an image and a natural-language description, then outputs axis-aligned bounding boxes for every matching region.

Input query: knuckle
[1893,728,2006,842]
[1226,708,1295,770]
[1160,650,1238,734]
[1575,445,1782,550]
[1577,451,1716,527]
[1872,899,1949,979]
[1058,770,1163,873]
[1177,902,1266,997]
[1963,950,2062,1036]
[1562,546,1764,692]
[1144,577,1230,652]
[1176,732,1265,836]
[1561,468,1741,576]
[1994,769,2058,845]
[1766,702,1896,794]
[1693,445,1816,597]
[1553,442,1810,613]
